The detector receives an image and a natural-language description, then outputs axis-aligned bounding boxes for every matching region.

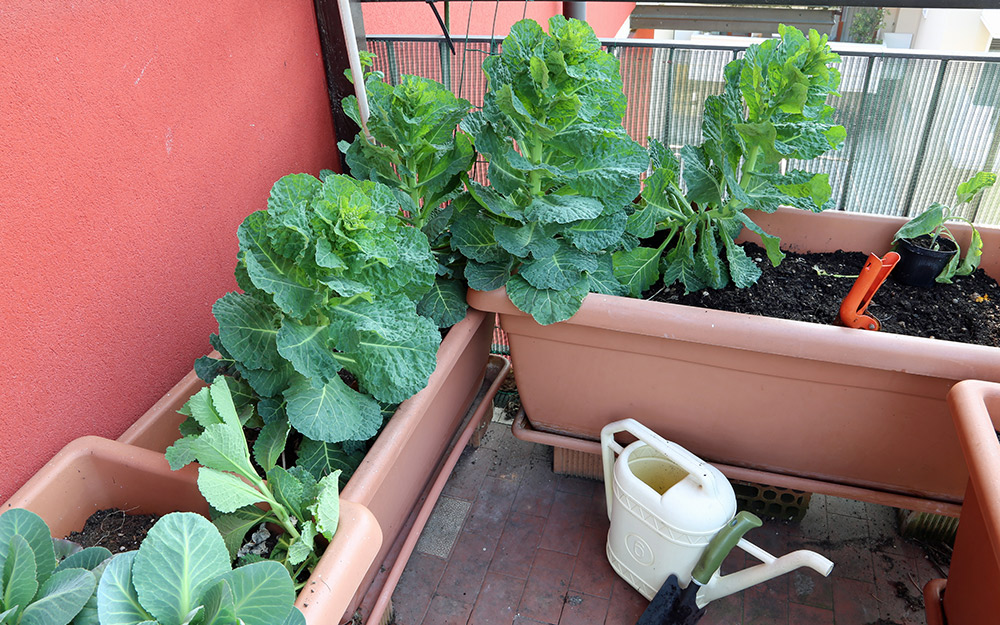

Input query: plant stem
[740,145,760,190]
[529,142,543,196]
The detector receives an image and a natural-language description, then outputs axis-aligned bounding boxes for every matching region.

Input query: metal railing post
[439,39,452,89]
[384,40,400,85]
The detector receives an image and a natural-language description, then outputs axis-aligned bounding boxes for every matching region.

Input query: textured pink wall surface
[0,1,338,500]
[363,2,634,38]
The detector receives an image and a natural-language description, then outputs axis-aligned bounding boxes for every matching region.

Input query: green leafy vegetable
[613,25,845,295]
[455,17,648,324]
[197,173,441,444]
[0,509,100,625]
[167,378,343,576]
[893,171,995,283]
[95,512,303,625]
[341,67,476,328]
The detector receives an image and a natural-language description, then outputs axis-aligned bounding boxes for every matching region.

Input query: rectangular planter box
[467,208,1000,513]
[1,436,383,624]
[924,379,1000,624]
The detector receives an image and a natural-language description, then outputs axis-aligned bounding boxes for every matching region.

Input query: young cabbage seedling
[0,509,106,625]
[167,377,342,582]
[892,171,996,283]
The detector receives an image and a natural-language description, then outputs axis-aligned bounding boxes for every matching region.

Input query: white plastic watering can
[601,419,834,609]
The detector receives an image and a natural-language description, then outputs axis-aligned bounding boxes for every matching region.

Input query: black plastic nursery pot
[894,235,958,287]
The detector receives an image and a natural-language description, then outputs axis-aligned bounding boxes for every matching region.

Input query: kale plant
[341,71,476,327]
[96,512,304,625]
[613,25,845,296]
[453,17,648,325]
[167,377,342,580]
[0,509,103,625]
[195,172,440,445]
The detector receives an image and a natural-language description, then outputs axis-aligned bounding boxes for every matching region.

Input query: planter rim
[2,435,384,625]
[948,380,1000,549]
[466,287,1000,380]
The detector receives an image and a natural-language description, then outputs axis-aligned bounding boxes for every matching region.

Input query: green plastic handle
[691,511,763,585]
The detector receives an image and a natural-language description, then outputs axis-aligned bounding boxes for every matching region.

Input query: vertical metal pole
[314,0,368,171]
[901,59,949,217]
[385,40,400,86]
[563,2,586,22]
[837,55,876,212]
[664,47,674,147]
[440,39,452,90]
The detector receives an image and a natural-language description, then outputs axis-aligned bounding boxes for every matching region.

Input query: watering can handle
[601,418,719,518]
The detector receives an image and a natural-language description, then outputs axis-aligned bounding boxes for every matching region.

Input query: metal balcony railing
[367,35,1000,225]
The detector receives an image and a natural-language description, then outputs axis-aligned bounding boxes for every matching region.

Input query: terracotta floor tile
[491,513,547,580]
[826,514,875,582]
[558,593,609,625]
[444,446,498,502]
[832,577,880,625]
[512,617,550,625]
[512,461,559,519]
[569,524,616,599]
[421,593,474,625]
[743,575,788,625]
[538,491,591,555]
[556,475,598,497]
[788,602,834,625]
[788,568,834,610]
[392,552,448,625]
[437,530,500,602]
[586,487,611,530]
[465,476,520,536]
[517,549,577,624]
[873,551,925,624]
[470,572,527,625]
[699,591,743,625]
[603,578,647,625]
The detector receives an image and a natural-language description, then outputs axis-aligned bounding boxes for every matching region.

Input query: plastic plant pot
[1,436,383,625]
[893,235,958,288]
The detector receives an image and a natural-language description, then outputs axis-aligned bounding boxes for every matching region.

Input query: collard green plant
[196,172,440,445]
[613,25,845,296]
[167,377,341,579]
[893,171,996,283]
[95,512,305,625]
[0,508,102,625]
[454,16,648,325]
[341,71,477,328]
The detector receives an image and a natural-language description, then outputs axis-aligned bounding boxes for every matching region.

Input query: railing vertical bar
[663,47,674,146]
[440,40,452,90]
[901,59,949,217]
[385,40,399,86]
[837,55,876,212]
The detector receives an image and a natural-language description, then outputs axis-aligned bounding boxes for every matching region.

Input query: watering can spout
[696,544,834,608]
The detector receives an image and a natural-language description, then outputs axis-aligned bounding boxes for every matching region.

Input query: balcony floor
[391,408,950,625]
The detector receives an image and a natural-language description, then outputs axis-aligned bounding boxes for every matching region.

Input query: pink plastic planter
[468,208,1000,514]
[923,380,1000,624]
[1,436,383,625]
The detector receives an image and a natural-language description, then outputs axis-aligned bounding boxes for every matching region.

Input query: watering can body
[602,419,834,607]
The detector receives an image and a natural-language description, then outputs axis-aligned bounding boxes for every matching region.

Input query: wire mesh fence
[367,34,1000,225]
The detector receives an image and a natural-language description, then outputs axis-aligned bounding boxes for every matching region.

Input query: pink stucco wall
[0,1,339,500]
[363,2,634,38]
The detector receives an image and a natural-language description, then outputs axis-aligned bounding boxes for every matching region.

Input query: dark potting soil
[67,508,158,553]
[648,243,1000,347]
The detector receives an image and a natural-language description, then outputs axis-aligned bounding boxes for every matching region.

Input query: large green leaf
[239,212,322,320]
[464,261,513,292]
[276,319,341,385]
[296,439,366,482]
[197,468,266,514]
[309,471,342,538]
[19,568,95,625]
[252,419,289,473]
[494,222,559,259]
[283,374,382,444]
[213,293,281,372]
[564,212,627,253]
[132,514,230,625]
[506,275,589,325]
[197,579,236,625]
[55,547,112,574]
[519,245,598,291]
[2,535,37,619]
[680,145,723,207]
[96,552,151,625]
[220,561,295,625]
[417,278,468,328]
[0,509,55,585]
[523,195,603,224]
[450,212,505,264]
[612,246,664,298]
[211,507,272,561]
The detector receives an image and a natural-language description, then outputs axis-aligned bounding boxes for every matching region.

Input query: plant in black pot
[892,171,996,287]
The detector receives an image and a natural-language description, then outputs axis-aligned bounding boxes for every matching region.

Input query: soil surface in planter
[67,508,158,553]
[649,243,1000,347]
